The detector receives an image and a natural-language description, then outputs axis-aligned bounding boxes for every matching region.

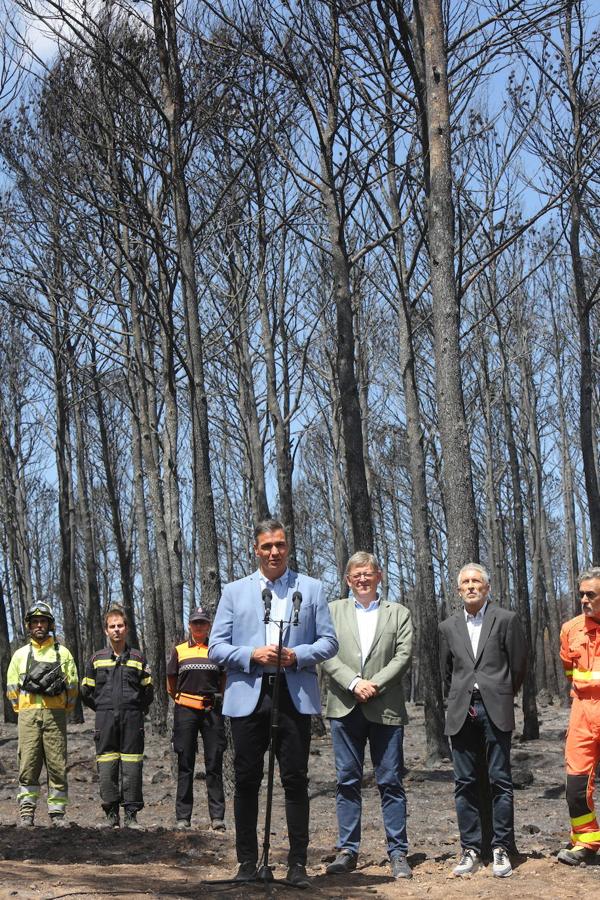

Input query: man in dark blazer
[438,564,527,879]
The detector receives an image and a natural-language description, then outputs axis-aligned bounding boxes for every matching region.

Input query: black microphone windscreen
[292,591,302,624]
[262,588,272,623]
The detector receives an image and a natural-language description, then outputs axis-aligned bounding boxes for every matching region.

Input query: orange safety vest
[560,614,600,698]
[167,641,222,711]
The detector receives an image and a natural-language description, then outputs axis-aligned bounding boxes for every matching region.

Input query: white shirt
[464,600,488,658]
[348,594,380,691]
[260,569,291,669]
[465,600,488,690]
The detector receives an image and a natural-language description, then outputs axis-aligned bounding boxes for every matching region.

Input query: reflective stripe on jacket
[166,640,223,709]
[81,645,153,712]
[560,614,600,698]
[6,638,79,713]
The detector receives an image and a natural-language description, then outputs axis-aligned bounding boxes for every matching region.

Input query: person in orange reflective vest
[167,606,226,831]
[558,567,600,865]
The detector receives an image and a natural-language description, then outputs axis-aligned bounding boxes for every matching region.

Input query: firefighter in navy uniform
[167,606,227,830]
[81,605,153,828]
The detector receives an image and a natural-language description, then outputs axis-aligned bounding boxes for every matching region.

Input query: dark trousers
[172,704,226,822]
[230,676,312,866]
[451,698,514,853]
[94,708,144,812]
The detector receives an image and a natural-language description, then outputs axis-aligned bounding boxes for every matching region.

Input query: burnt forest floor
[0,700,599,899]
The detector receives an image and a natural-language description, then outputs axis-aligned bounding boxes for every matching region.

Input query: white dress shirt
[348,594,380,691]
[260,569,291,670]
[465,600,488,689]
[464,600,488,657]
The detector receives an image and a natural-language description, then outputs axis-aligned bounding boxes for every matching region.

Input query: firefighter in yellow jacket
[6,602,79,827]
[558,567,600,865]
[167,606,226,830]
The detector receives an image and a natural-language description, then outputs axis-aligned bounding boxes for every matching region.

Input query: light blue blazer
[208,570,338,717]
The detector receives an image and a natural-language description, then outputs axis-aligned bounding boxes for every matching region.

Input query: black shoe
[235,861,258,882]
[286,863,311,888]
[390,851,412,879]
[105,808,120,828]
[124,810,142,830]
[326,849,357,875]
[557,846,596,866]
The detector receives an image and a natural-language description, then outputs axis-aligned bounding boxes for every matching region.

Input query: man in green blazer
[321,552,413,880]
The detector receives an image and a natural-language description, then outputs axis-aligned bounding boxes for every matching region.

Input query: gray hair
[345,551,382,577]
[578,567,600,586]
[457,563,490,588]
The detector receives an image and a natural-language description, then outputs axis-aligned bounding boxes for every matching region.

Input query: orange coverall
[560,613,600,850]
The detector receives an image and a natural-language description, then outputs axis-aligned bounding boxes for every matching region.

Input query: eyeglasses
[348,571,378,582]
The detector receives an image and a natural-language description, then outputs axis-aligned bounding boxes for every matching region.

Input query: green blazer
[321,597,412,725]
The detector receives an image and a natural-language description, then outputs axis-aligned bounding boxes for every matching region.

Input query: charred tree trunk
[151,0,220,607]
[383,73,447,758]
[91,351,137,646]
[498,345,539,739]
[255,176,297,563]
[71,372,103,659]
[130,402,168,732]
[0,575,16,722]
[413,0,480,588]
[229,223,270,523]
[562,6,600,562]
[317,7,373,553]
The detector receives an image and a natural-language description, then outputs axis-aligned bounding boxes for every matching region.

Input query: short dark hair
[103,605,128,629]
[253,518,288,543]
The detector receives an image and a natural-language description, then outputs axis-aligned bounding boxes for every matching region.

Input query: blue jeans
[330,706,408,856]
[451,698,514,853]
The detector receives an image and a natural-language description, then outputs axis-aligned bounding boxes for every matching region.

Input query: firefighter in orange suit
[167,607,226,831]
[558,567,600,865]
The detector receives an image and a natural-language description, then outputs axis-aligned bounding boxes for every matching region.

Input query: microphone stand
[258,591,303,884]
[256,614,286,884]
[206,598,306,891]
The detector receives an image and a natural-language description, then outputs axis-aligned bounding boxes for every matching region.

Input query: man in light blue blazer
[209,518,338,886]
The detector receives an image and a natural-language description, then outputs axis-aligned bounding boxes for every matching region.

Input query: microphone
[262,588,272,624]
[292,591,303,626]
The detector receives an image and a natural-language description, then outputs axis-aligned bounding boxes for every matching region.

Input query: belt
[471,689,483,701]
[262,674,287,689]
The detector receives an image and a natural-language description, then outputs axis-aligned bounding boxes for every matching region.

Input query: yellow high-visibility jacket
[6,637,79,713]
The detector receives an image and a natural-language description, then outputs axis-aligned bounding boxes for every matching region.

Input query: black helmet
[25,602,55,629]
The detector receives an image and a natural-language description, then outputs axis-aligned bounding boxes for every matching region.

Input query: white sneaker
[453,848,480,876]
[492,847,512,877]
